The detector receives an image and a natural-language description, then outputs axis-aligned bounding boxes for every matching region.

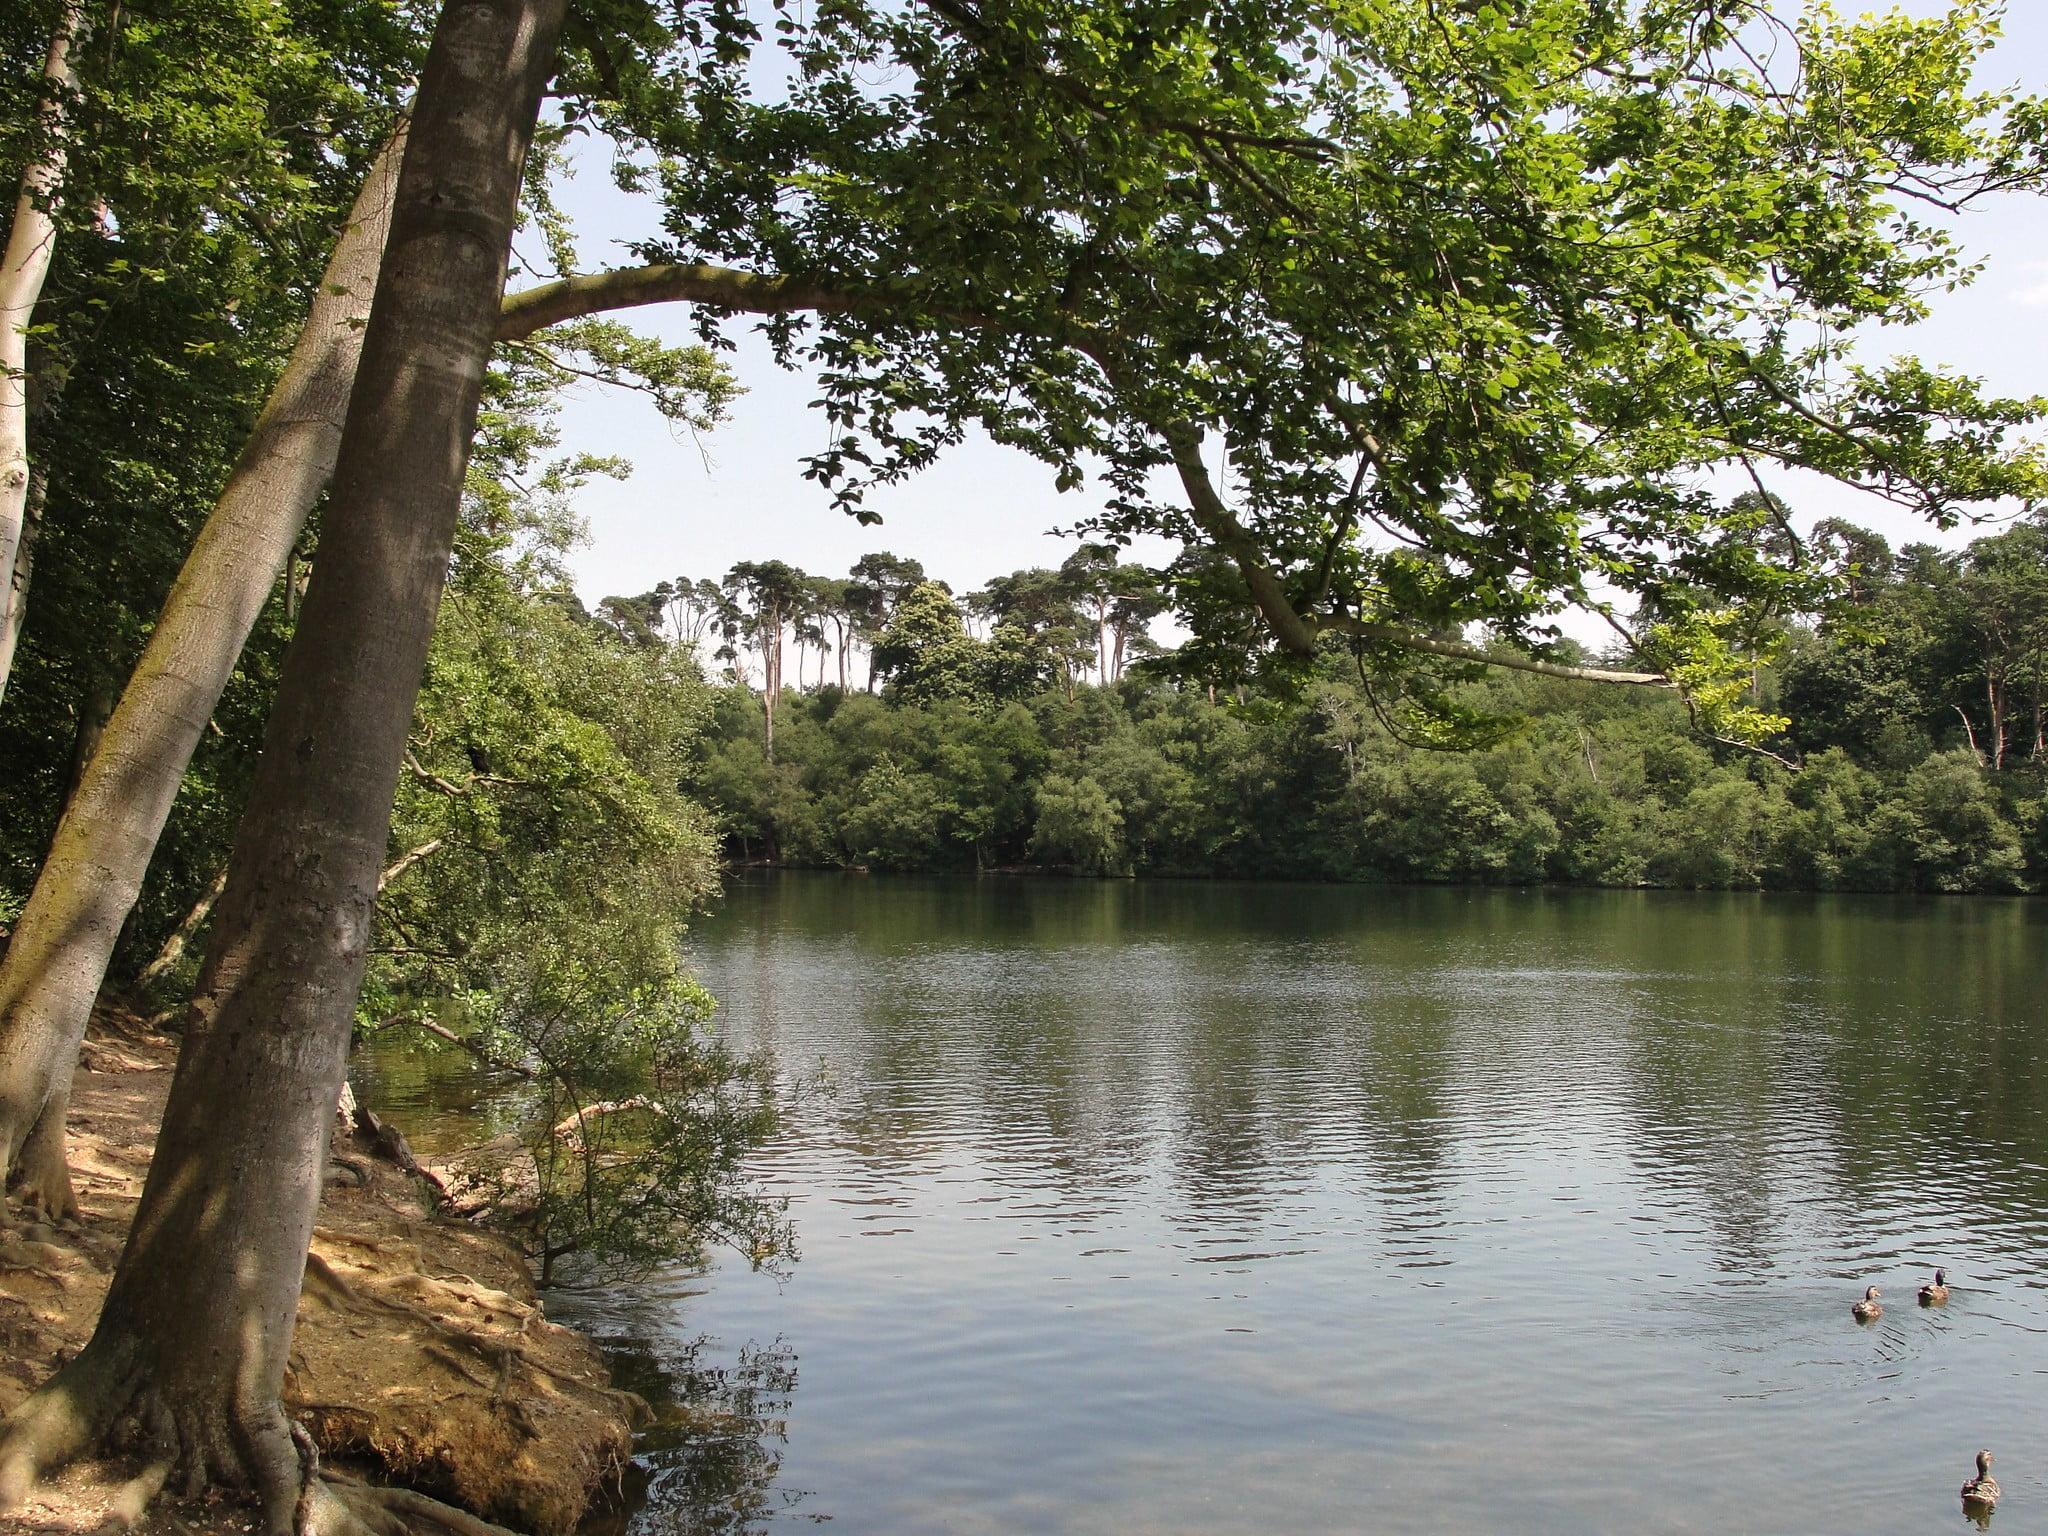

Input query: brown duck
[1961,1450,2000,1512]
[1919,1269,1951,1306]
[1851,1285,1882,1322]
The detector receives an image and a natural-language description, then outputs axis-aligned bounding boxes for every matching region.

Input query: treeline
[670,519,2048,894]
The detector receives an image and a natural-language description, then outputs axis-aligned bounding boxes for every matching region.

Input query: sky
[535,3,2048,638]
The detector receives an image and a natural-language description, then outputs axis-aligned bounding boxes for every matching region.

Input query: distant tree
[1105,566,1169,684]
[598,588,667,648]
[848,551,926,690]
[971,566,1094,698]
[722,560,808,757]
[1811,520,1896,608]
[870,581,983,707]
[807,574,858,691]
[1029,772,1124,874]
[1956,518,2048,769]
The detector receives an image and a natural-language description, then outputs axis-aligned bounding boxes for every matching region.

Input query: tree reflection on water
[583,1333,806,1535]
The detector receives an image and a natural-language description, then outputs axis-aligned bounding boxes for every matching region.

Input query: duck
[1919,1269,1951,1306]
[1851,1285,1883,1322]
[1961,1449,2000,1512]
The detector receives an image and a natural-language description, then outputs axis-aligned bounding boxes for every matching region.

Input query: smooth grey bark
[0,0,86,702]
[0,3,565,1529]
[3,469,44,684]
[0,118,407,1218]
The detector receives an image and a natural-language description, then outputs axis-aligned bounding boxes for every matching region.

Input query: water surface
[365,875,2048,1534]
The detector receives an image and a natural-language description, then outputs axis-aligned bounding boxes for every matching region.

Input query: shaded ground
[0,1010,639,1536]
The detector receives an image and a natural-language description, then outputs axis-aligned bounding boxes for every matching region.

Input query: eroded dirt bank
[0,1011,639,1535]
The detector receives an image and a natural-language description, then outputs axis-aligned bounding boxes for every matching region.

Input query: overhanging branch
[497,260,1679,692]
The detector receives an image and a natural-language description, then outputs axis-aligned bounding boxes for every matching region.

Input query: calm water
[359,875,2048,1534]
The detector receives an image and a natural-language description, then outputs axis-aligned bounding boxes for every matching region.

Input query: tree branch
[498,261,1680,691]
[377,837,444,893]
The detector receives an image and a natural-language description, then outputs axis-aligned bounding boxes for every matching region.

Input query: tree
[1105,565,1169,685]
[0,122,413,1218]
[1956,518,2048,770]
[870,581,984,708]
[627,0,2048,723]
[970,566,1093,698]
[365,501,783,1290]
[1811,519,1895,608]
[657,576,728,653]
[808,573,858,691]
[1,0,424,713]
[847,551,926,690]
[722,560,807,758]
[0,1,568,1525]
[0,0,85,699]
[0,140,747,1210]
[1029,772,1124,875]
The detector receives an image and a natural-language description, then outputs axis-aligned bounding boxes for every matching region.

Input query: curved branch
[499,261,1677,691]
[498,263,902,340]
[1323,616,1672,686]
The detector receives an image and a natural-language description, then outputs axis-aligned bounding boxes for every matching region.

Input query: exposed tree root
[5,1019,640,1536]
[103,1454,175,1527]
[3,1098,79,1226]
[3,1373,538,1536]
[300,1249,640,1419]
[0,1340,303,1534]
[295,1426,530,1536]
[0,1259,67,1286]
[324,1470,533,1536]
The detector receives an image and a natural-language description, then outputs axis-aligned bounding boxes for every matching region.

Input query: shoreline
[0,1009,638,1536]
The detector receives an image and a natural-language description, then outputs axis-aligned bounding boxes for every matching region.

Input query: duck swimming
[1852,1285,1883,1322]
[1961,1450,2000,1511]
[1919,1269,1951,1306]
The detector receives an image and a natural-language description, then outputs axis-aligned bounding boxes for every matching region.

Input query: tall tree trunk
[0,7,563,1530]
[0,0,86,704]
[0,123,406,1215]
[2,469,46,687]
[763,608,780,761]
[62,671,112,796]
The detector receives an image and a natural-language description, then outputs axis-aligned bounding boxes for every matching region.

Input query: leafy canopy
[632,0,2047,720]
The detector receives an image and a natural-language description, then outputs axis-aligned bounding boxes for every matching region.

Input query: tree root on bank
[297,1426,530,1536]
[4,1030,640,1536]
[0,1340,305,1533]
[0,1375,539,1536]
[299,1248,646,1426]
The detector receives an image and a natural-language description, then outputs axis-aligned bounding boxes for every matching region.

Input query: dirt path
[0,1011,638,1535]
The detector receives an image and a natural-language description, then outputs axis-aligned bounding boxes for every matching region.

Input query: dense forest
[2,0,2047,1531]
[596,514,2046,894]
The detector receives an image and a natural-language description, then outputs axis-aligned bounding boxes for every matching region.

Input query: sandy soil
[0,1010,640,1536]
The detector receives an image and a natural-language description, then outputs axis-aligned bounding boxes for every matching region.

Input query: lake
[361,874,2048,1534]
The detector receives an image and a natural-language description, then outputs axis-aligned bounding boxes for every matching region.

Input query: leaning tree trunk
[0,119,408,1219]
[0,0,87,703]
[0,5,563,1531]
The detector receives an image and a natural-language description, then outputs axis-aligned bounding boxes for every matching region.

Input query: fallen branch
[381,1014,534,1078]
[549,1097,667,1140]
[133,866,228,994]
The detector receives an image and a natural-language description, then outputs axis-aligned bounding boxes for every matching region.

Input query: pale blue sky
[540,3,2048,639]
